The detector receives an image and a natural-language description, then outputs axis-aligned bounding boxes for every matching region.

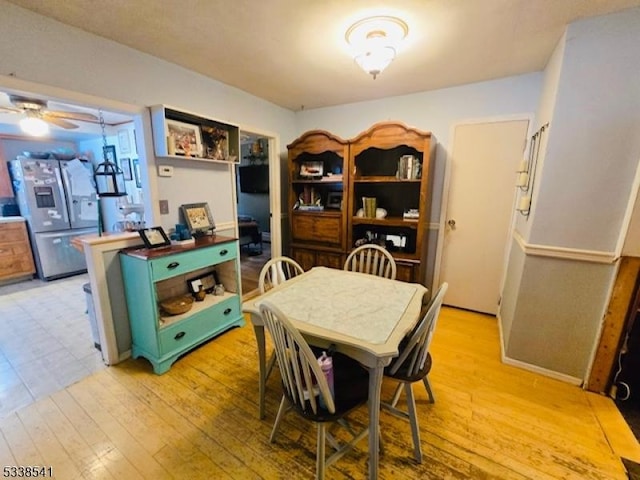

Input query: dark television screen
[239,164,269,194]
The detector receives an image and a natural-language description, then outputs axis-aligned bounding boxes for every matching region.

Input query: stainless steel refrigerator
[10,156,98,280]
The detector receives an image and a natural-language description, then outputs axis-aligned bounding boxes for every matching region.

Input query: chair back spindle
[388,283,448,377]
[259,301,335,414]
[344,244,397,280]
[259,256,304,293]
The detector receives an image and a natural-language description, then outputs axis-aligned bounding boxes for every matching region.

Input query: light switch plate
[159,200,169,215]
[158,165,173,177]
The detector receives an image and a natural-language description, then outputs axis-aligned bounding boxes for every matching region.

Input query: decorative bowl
[159,295,194,315]
[356,207,387,218]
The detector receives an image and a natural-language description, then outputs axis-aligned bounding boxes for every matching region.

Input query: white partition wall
[500,8,640,382]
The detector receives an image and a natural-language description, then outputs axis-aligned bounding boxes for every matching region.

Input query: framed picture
[120,157,132,181]
[103,145,117,164]
[180,202,215,235]
[326,191,343,209]
[132,159,141,188]
[118,129,131,154]
[167,119,203,157]
[187,271,219,294]
[138,226,171,249]
[300,161,323,178]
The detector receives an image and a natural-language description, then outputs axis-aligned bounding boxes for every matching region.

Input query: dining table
[242,266,428,479]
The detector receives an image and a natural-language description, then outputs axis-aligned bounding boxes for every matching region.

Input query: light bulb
[20,117,49,137]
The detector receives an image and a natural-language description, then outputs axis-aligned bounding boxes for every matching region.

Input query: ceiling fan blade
[43,115,79,129]
[0,106,23,114]
[45,110,98,122]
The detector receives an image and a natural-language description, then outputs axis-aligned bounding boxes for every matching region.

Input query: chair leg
[422,376,435,403]
[317,422,326,480]
[404,383,423,463]
[270,396,287,443]
[390,382,403,408]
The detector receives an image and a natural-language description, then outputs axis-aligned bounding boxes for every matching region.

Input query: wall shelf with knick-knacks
[150,105,240,164]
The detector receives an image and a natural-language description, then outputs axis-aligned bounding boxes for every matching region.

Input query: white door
[440,119,529,314]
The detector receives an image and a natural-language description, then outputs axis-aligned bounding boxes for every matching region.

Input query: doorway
[236,131,276,296]
[0,77,153,378]
[439,118,529,314]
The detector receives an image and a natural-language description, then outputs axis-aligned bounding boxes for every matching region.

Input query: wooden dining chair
[381,282,448,463]
[258,256,304,293]
[343,244,397,280]
[254,256,304,419]
[259,300,370,480]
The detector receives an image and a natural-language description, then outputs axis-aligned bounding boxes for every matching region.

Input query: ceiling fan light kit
[346,15,408,79]
[19,116,49,137]
[0,93,98,135]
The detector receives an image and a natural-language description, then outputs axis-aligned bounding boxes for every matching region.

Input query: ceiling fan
[0,94,98,130]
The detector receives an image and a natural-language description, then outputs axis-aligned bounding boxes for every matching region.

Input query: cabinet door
[290,247,316,271]
[291,213,342,245]
[0,158,12,197]
[316,251,343,269]
[396,261,417,283]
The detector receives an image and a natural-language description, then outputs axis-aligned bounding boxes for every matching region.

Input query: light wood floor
[1,307,638,479]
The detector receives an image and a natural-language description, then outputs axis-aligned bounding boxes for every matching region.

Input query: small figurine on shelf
[193,285,206,302]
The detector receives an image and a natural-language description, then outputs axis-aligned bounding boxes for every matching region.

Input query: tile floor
[0,273,105,418]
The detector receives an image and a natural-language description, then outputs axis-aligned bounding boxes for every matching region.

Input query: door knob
[447,219,456,229]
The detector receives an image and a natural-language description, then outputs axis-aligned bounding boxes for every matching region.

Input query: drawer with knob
[158,296,240,355]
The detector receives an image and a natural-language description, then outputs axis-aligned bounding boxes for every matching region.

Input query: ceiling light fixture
[19,115,49,137]
[346,15,409,79]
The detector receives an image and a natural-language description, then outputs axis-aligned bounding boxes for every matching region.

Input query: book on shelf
[300,185,320,204]
[397,155,422,180]
[403,208,420,221]
[298,205,324,212]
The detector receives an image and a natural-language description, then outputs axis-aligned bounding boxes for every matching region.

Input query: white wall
[529,9,640,252]
[514,32,566,241]
[0,0,296,233]
[500,7,640,381]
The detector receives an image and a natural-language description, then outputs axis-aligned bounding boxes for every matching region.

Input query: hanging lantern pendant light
[94,110,127,197]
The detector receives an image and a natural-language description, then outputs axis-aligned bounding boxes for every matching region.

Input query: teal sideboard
[120,234,244,374]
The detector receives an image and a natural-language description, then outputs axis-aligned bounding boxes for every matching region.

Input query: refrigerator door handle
[60,166,74,223]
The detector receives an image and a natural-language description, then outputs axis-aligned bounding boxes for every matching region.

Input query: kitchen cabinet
[150,105,240,164]
[0,219,35,282]
[120,235,244,374]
